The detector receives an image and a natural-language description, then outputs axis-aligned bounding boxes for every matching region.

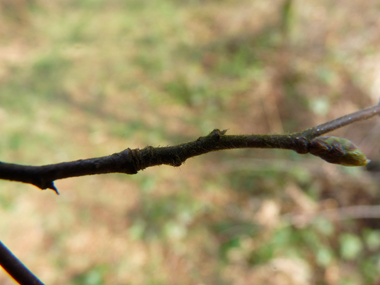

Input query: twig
[0,102,379,194]
[0,241,44,285]
[297,102,380,139]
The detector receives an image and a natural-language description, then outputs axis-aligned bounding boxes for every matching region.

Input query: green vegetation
[0,0,380,284]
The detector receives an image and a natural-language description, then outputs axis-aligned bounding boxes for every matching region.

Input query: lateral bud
[309,136,370,166]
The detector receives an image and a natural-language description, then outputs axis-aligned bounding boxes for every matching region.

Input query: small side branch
[297,101,380,139]
[0,102,379,193]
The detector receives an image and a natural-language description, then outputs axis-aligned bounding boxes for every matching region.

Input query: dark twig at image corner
[0,102,379,195]
[0,241,44,285]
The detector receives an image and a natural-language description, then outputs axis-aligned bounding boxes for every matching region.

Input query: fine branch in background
[0,102,379,195]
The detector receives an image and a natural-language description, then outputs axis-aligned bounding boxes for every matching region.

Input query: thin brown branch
[297,101,380,139]
[0,102,379,194]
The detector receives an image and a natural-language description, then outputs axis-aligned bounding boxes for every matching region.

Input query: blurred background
[1,0,380,284]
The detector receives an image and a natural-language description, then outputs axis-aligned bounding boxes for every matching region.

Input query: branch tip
[50,184,60,195]
[37,180,59,195]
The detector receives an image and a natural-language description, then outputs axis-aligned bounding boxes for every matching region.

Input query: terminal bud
[309,136,370,166]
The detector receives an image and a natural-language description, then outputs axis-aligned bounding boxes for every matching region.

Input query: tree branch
[0,102,379,194]
[0,241,44,285]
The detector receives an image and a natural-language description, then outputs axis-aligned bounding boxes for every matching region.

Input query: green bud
[309,136,370,167]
